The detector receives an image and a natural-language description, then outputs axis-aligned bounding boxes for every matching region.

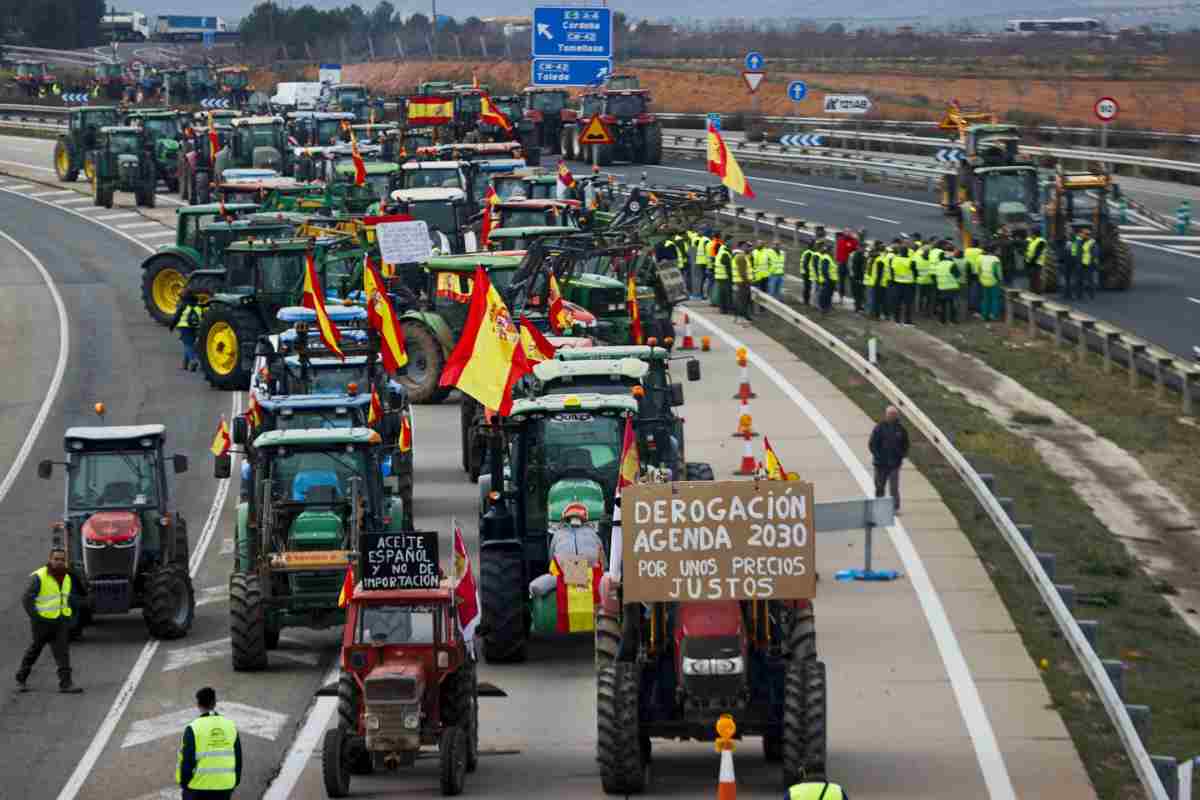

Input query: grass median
[747,296,1200,799]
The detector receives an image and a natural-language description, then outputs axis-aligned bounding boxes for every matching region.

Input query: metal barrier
[751,287,1171,800]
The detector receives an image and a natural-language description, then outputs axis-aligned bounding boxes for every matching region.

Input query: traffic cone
[732,347,756,400]
[701,336,712,352]
[734,432,757,475]
[679,313,697,350]
[715,714,737,800]
[731,410,759,438]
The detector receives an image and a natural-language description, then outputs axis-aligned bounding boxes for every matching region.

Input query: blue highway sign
[787,80,808,102]
[744,51,765,71]
[532,58,614,88]
[533,6,612,59]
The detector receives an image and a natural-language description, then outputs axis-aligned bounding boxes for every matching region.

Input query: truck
[100,11,150,42]
[153,14,227,42]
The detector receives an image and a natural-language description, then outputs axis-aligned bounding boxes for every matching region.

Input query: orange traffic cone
[679,313,697,350]
[732,347,756,400]
[734,432,757,475]
[716,714,737,800]
[701,335,712,352]
[731,410,758,438]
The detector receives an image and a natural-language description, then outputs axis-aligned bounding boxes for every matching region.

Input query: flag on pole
[707,123,755,198]
[206,111,219,162]
[301,252,344,360]
[479,94,513,134]
[363,256,408,373]
[608,415,640,581]
[399,410,412,452]
[337,564,354,608]
[210,416,230,457]
[346,123,367,186]
[245,394,263,429]
[452,521,481,650]
[626,272,644,345]
[763,437,786,480]
[518,315,557,363]
[480,185,498,247]
[548,272,572,334]
[368,386,383,425]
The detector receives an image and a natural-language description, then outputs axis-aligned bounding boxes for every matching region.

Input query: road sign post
[578,114,614,170]
[1094,96,1119,170]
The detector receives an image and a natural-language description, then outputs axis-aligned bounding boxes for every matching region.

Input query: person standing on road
[1079,227,1100,300]
[1025,230,1048,293]
[978,244,1005,321]
[817,241,838,314]
[935,248,961,324]
[767,242,786,298]
[1057,233,1077,301]
[869,406,910,513]
[964,243,983,316]
[847,240,866,313]
[172,290,206,372]
[15,544,85,693]
[800,243,815,307]
[889,244,915,325]
[177,687,242,799]
[732,242,753,321]
[713,234,733,314]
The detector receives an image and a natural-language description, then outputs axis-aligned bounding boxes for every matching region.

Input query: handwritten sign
[360,531,440,590]
[376,220,433,265]
[621,480,816,602]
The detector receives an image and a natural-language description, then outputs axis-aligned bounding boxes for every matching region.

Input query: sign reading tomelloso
[621,480,816,602]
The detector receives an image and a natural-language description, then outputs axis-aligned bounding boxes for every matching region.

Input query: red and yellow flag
[626,272,644,346]
[617,414,639,489]
[438,266,532,416]
[480,185,498,247]
[246,394,263,429]
[210,416,230,457]
[453,522,480,642]
[206,111,219,161]
[301,252,344,360]
[406,95,453,126]
[347,125,367,186]
[551,556,603,633]
[337,564,354,608]
[763,436,786,480]
[480,94,513,134]
[548,272,572,334]
[399,410,412,453]
[368,386,383,425]
[557,159,576,189]
[518,315,557,363]
[707,123,755,198]
[363,256,408,373]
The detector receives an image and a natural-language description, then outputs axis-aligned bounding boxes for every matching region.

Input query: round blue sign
[788,80,808,102]
[744,51,765,71]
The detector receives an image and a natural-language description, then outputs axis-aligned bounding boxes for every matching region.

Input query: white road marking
[5,182,34,191]
[118,221,161,230]
[121,701,287,749]
[28,190,76,198]
[195,585,225,607]
[162,637,232,672]
[1128,209,1169,230]
[156,195,185,206]
[220,537,234,554]
[1126,239,1200,260]
[868,215,900,224]
[776,198,807,207]
[1121,234,1200,241]
[57,197,93,206]
[0,160,54,173]
[0,231,69,512]
[261,664,341,800]
[128,788,180,800]
[95,212,139,221]
[1189,297,1200,305]
[1117,225,1161,233]
[138,231,175,240]
[687,307,1017,800]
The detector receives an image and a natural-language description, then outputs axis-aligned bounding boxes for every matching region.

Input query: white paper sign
[376,220,433,264]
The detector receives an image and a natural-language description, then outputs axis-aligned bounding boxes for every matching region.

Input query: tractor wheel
[439,726,468,796]
[83,154,96,184]
[594,607,622,670]
[397,323,446,404]
[173,517,190,568]
[142,563,195,639]
[321,728,351,798]
[139,181,156,208]
[141,254,197,326]
[166,177,179,194]
[335,673,374,774]
[481,547,527,663]
[194,171,211,205]
[1040,248,1059,294]
[442,660,479,772]
[782,659,828,786]
[1107,238,1134,290]
[264,623,281,650]
[460,396,475,474]
[642,123,663,165]
[560,129,575,161]
[198,305,263,390]
[54,141,78,182]
[596,143,614,167]
[597,662,646,795]
[684,462,715,482]
[230,571,268,671]
[788,602,817,663]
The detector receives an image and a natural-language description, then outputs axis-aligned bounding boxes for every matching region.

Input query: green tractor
[486,225,579,253]
[195,235,366,389]
[93,61,128,100]
[124,109,184,192]
[53,106,121,183]
[214,427,408,670]
[286,111,355,147]
[161,68,189,103]
[14,60,54,98]
[90,126,158,209]
[185,64,216,100]
[215,115,293,180]
[326,83,371,122]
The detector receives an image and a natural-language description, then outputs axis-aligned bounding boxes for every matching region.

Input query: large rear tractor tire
[194,171,211,205]
[439,726,468,796]
[54,141,78,182]
[1105,238,1134,290]
[782,659,828,787]
[597,662,646,795]
[594,607,622,670]
[172,517,190,567]
[198,305,263,390]
[481,547,527,663]
[322,728,351,798]
[642,123,663,165]
[83,153,96,184]
[141,254,196,326]
[142,564,195,639]
[397,323,446,404]
[230,572,268,671]
[442,660,479,772]
[595,143,614,167]
[335,673,374,774]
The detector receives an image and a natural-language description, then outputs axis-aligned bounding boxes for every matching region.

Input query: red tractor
[594,584,826,793]
[516,87,573,159]
[323,583,479,797]
[562,87,663,166]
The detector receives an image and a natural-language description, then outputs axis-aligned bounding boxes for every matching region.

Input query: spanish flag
[210,416,230,457]
[763,436,786,481]
[452,521,480,644]
[399,410,412,452]
[557,159,576,190]
[301,252,344,360]
[438,266,532,416]
[406,95,453,126]
[518,315,556,363]
[617,414,639,489]
[363,256,408,373]
[479,94,513,134]
[207,111,219,161]
[480,185,498,247]
[337,564,354,608]
[551,556,603,634]
[368,386,383,425]
[707,122,755,198]
[548,272,572,334]
[346,124,367,186]
[246,394,263,429]
[626,272,644,346]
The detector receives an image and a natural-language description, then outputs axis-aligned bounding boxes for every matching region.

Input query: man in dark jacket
[16,543,86,693]
[177,687,243,799]
[868,406,910,512]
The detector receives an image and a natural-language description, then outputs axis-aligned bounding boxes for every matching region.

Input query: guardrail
[751,287,1171,800]
[662,135,949,180]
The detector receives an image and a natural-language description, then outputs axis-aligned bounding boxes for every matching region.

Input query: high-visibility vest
[812,252,826,283]
[822,253,838,283]
[752,248,770,281]
[176,713,238,791]
[927,247,944,265]
[1025,236,1047,267]
[964,246,983,276]
[914,249,934,285]
[769,248,785,276]
[890,254,915,284]
[978,254,1002,287]
[176,304,204,330]
[31,567,72,620]
[713,246,731,279]
[935,258,960,291]
[865,253,885,287]
[802,250,816,281]
[669,237,686,268]
[694,236,710,266]
[788,782,847,800]
[1081,239,1096,267]
[880,251,894,286]
[731,252,749,284]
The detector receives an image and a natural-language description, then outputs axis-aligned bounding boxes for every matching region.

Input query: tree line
[1,0,106,50]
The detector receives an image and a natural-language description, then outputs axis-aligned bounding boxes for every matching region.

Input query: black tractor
[53,106,121,183]
[90,126,158,209]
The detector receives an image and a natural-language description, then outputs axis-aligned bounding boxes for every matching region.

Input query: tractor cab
[394,160,473,197]
[1041,167,1133,291]
[185,64,214,97]
[93,62,127,99]
[473,159,530,205]
[161,68,188,99]
[54,106,121,182]
[495,199,580,230]
[15,61,53,97]
[327,83,371,121]
[221,115,290,177]
[963,123,1021,165]
[486,225,578,253]
[288,111,356,147]
[961,165,1040,246]
[386,188,476,254]
[334,160,399,201]
[126,109,183,190]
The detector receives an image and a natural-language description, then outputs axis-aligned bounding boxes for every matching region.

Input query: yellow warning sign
[579,115,614,146]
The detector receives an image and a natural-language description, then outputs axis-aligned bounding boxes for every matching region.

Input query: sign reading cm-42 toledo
[622,480,816,602]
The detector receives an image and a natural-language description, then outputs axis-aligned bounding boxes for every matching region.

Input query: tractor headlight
[682,656,744,676]
[403,712,420,730]
[365,714,381,731]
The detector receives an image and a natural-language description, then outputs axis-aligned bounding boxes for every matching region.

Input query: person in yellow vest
[979,243,1005,321]
[686,229,704,299]
[1025,231,1048,293]
[16,543,85,693]
[1078,227,1100,300]
[817,241,838,314]
[935,247,961,324]
[800,244,815,306]
[694,229,711,300]
[787,780,850,799]
[752,240,771,293]
[911,239,934,317]
[713,234,733,314]
[889,243,916,325]
[964,243,983,316]
[171,290,207,372]
[863,242,883,320]
[177,686,242,799]
[731,242,753,321]
[767,243,786,298]
[880,241,897,320]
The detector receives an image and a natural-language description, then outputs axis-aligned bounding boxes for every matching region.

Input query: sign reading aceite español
[621,480,816,603]
[360,531,440,590]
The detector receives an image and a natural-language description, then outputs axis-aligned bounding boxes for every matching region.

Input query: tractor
[53,106,121,183]
[185,64,216,101]
[485,225,579,253]
[517,87,571,159]
[14,61,53,98]
[494,199,581,230]
[124,109,183,192]
[1040,167,1134,292]
[177,122,231,204]
[37,422,195,640]
[322,579,478,797]
[214,427,408,671]
[93,61,127,100]
[194,235,367,389]
[215,115,292,180]
[384,188,477,255]
[324,84,372,122]
[287,111,356,147]
[161,67,189,103]
[217,65,252,108]
[90,126,158,209]
[567,88,662,166]
[478,94,523,143]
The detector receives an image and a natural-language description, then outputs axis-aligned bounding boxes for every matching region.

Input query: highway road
[0,136,1098,799]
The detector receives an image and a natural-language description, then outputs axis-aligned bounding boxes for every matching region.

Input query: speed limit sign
[1094,96,1119,123]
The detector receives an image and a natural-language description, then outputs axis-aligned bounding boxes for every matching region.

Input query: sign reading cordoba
[621,480,816,603]
[822,94,872,114]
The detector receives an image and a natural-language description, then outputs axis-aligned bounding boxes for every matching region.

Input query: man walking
[869,406,910,513]
[171,290,206,372]
[16,543,85,693]
[177,687,242,799]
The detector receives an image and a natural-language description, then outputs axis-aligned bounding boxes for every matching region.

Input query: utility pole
[431,0,437,59]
